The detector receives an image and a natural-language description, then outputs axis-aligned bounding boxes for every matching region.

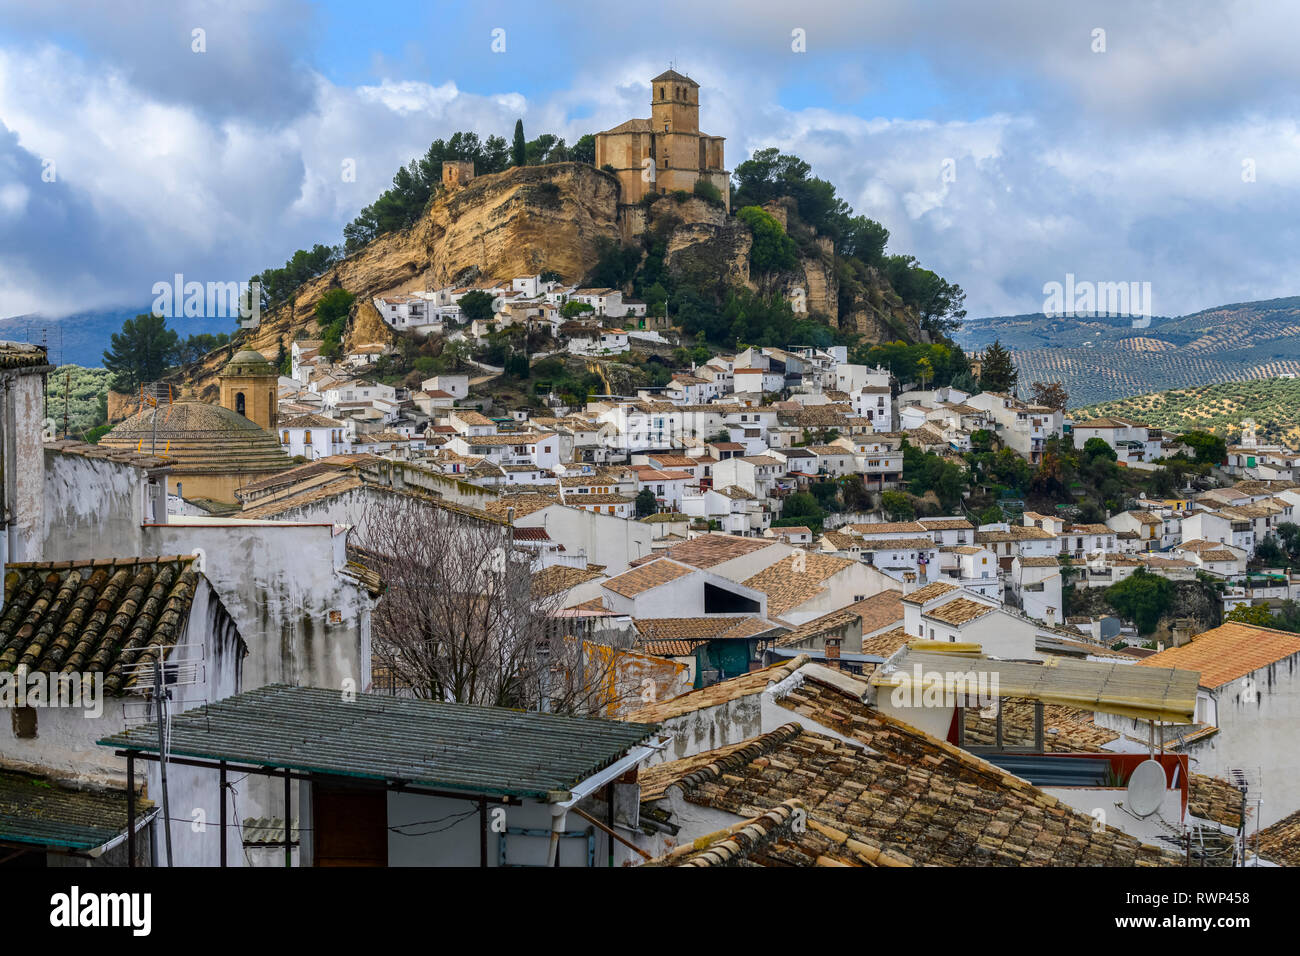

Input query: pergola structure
[99,684,660,867]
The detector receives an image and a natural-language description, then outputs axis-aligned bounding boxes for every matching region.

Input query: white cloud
[2,1,1299,322]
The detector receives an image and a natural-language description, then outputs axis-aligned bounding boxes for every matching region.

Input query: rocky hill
[174,161,927,401]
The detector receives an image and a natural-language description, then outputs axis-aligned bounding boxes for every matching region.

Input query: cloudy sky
[1,0,1298,321]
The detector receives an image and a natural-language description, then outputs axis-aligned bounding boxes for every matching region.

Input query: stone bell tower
[219,348,279,432]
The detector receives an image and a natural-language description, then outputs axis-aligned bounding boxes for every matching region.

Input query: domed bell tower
[219,348,279,432]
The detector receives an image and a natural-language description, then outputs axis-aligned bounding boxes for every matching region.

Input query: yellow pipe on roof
[907,640,982,655]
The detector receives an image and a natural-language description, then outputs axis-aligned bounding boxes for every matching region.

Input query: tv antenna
[120,644,207,867]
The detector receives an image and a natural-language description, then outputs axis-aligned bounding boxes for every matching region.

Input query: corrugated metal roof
[98,684,657,799]
[870,648,1199,723]
[0,770,151,850]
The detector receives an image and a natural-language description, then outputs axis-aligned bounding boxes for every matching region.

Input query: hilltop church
[595,69,729,209]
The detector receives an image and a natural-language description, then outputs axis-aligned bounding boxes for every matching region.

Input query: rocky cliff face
[180,163,623,400]
[656,197,753,291]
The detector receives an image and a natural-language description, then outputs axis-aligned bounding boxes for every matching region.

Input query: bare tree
[354,496,636,715]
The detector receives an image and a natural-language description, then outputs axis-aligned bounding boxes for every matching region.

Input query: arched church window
[235,392,245,416]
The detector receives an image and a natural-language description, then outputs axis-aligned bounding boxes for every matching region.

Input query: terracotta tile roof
[1,557,206,695]
[1191,549,1240,562]
[238,474,365,519]
[742,553,856,617]
[1257,806,1300,866]
[1188,774,1250,831]
[43,440,173,470]
[645,798,807,867]
[632,616,771,643]
[923,596,997,626]
[715,485,757,501]
[602,558,694,598]
[774,608,858,648]
[565,493,634,505]
[820,531,861,552]
[918,518,974,531]
[451,410,494,426]
[1018,556,1063,567]
[900,580,960,605]
[638,639,709,657]
[847,522,927,535]
[1138,622,1300,688]
[653,533,775,569]
[850,590,905,635]
[280,413,345,429]
[646,683,1179,865]
[860,625,914,658]
[623,655,810,723]
[860,537,937,551]
[483,495,557,520]
[530,565,605,598]
[647,454,698,468]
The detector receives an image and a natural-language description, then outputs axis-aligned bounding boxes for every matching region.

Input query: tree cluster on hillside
[731,148,966,338]
[314,288,356,361]
[1104,568,1173,635]
[859,341,972,390]
[343,132,511,253]
[102,314,230,391]
[256,244,342,311]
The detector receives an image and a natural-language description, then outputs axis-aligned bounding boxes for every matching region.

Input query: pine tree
[979,339,1018,395]
[103,313,179,392]
[512,119,526,167]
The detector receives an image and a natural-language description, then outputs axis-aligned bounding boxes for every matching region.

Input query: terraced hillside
[956,296,1300,406]
[1074,377,1300,447]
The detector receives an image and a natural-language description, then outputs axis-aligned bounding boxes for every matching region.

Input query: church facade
[595,70,729,209]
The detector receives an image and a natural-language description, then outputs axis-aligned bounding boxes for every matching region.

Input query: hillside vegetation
[44,365,112,438]
[1075,377,1300,446]
[956,297,1300,406]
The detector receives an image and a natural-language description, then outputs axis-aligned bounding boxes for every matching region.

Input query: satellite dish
[1125,759,1167,817]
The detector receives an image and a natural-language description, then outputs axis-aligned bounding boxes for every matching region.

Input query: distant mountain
[0,308,235,368]
[955,296,1300,406]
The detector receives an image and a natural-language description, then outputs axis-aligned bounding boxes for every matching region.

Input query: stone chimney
[902,571,918,595]
[825,636,841,669]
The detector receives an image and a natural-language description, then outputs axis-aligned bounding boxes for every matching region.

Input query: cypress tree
[512,119,526,167]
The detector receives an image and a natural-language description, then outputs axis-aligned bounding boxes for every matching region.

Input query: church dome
[99,401,290,479]
[222,348,277,377]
